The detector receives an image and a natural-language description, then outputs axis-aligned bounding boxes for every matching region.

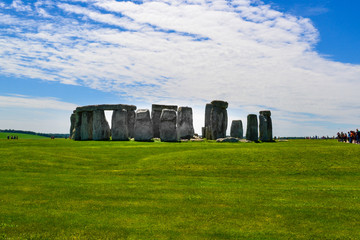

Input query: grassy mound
[0,139,359,239]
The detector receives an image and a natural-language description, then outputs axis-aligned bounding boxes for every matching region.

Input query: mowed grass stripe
[0,139,360,239]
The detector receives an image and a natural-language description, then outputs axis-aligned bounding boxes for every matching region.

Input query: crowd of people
[7,136,18,140]
[337,129,360,143]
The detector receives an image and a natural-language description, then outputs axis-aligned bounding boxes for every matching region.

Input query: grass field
[0,139,360,239]
[0,132,49,139]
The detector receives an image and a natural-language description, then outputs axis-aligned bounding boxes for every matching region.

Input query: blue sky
[1,0,360,136]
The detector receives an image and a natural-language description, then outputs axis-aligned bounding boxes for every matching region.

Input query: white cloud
[11,0,32,12]
[1,0,360,135]
[0,95,78,111]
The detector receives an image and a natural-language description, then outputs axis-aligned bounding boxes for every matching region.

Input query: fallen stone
[190,138,204,142]
[216,137,239,142]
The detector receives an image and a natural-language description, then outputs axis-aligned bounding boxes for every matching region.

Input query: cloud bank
[1,0,360,135]
[0,94,77,111]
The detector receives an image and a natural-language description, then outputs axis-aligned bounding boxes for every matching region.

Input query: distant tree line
[0,129,69,138]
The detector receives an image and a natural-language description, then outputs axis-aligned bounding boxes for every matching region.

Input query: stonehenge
[230,120,243,139]
[177,107,194,140]
[152,104,178,138]
[203,100,228,140]
[70,104,136,141]
[92,109,111,141]
[159,109,177,142]
[70,112,76,139]
[246,114,258,141]
[111,109,128,141]
[73,111,82,141]
[259,110,273,142]
[70,102,273,142]
[80,111,93,140]
[134,109,153,141]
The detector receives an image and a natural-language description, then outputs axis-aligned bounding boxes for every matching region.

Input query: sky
[1,0,360,137]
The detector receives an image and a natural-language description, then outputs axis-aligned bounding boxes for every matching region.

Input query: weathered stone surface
[80,111,93,140]
[177,107,194,140]
[134,109,153,141]
[111,109,128,141]
[246,114,258,141]
[259,110,273,142]
[73,111,82,141]
[70,112,76,138]
[190,138,204,142]
[203,101,228,140]
[127,110,136,138]
[216,137,239,142]
[72,104,137,141]
[160,109,178,142]
[211,100,228,109]
[151,104,178,138]
[204,104,213,128]
[210,100,228,140]
[202,127,206,138]
[204,104,213,139]
[76,104,136,112]
[92,110,110,141]
[204,127,212,139]
[259,110,271,117]
[230,120,243,139]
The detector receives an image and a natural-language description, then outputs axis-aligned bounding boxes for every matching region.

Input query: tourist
[336,129,360,144]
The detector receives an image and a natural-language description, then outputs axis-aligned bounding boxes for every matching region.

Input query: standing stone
[160,109,177,142]
[209,100,228,140]
[127,110,135,138]
[230,120,243,139]
[152,104,178,138]
[177,107,194,140]
[204,104,213,128]
[259,110,273,142]
[204,104,213,139]
[80,111,93,140]
[134,109,153,141]
[76,104,136,139]
[73,111,82,141]
[92,110,110,141]
[121,105,137,138]
[202,127,206,138]
[70,111,76,138]
[246,114,258,141]
[111,109,128,141]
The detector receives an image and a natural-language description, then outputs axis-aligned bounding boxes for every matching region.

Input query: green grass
[0,139,360,239]
[0,132,49,139]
